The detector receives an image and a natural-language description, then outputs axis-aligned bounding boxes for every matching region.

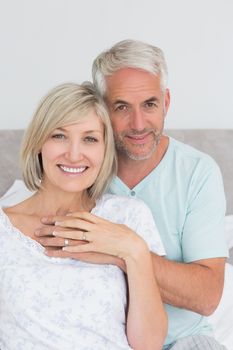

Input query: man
[39,40,228,349]
[90,40,228,349]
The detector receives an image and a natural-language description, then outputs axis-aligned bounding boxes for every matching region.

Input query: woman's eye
[84,136,98,143]
[51,133,66,139]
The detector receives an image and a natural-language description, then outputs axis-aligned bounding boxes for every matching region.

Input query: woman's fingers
[54,218,94,231]
[41,215,67,225]
[66,211,100,223]
[53,230,91,242]
[39,212,142,259]
[35,223,73,238]
[38,235,87,247]
[41,211,101,228]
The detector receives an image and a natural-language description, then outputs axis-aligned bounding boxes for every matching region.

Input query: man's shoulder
[168,137,219,170]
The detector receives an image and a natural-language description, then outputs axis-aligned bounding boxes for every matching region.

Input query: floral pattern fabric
[0,194,165,350]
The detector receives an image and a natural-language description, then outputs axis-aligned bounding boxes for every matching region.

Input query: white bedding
[209,263,233,349]
[1,180,233,349]
[225,215,233,251]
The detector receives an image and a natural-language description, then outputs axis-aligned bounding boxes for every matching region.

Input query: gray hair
[92,39,168,96]
[20,82,117,200]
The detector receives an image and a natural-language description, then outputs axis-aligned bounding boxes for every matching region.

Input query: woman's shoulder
[98,193,147,209]
[0,206,14,232]
[95,193,151,220]
[2,202,28,224]
[0,200,39,237]
[1,193,33,215]
[0,205,18,222]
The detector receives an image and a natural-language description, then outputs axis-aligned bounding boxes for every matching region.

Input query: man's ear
[164,88,170,116]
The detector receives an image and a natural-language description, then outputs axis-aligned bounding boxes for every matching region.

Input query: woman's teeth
[59,165,86,173]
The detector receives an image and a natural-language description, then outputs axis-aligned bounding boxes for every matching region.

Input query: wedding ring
[64,238,69,247]
[81,232,87,241]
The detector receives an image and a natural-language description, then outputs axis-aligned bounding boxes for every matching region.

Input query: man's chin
[119,146,157,161]
[127,152,154,161]
[115,136,160,161]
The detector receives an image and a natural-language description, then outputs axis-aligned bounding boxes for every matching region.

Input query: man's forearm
[151,253,225,315]
[74,250,225,315]
[42,236,225,316]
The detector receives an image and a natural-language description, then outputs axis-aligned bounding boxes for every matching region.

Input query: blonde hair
[92,39,168,96]
[21,82,117,200]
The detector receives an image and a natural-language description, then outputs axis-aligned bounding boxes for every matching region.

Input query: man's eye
[84,136,98,143]
[115,105,128,112]
[145,102,157,108]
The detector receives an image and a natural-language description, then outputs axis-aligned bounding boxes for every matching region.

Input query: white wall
[0,0,232,129]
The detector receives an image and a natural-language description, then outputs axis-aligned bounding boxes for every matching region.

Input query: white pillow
[0,180,32,207]
[209,263,233,349]
[225,215,233,250]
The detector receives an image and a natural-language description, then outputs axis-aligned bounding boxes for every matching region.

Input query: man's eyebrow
[144,96,160,103]
[112,97,160,104]
[113,99,129,105]
[110,97,160,106]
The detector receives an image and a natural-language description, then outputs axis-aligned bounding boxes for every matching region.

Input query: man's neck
[117,135,169,189]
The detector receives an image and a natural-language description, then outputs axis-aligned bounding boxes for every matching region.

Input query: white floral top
[0,194,165,350]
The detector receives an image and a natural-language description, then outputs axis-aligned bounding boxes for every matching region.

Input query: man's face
[105,68,170,160]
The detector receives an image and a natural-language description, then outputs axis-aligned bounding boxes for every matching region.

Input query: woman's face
[41,111,105,194]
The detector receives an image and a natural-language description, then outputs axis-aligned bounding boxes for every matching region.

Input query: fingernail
[54,221,61,226]
[52,231,57,236]
[34,230,40,236]
[41,217,49,223]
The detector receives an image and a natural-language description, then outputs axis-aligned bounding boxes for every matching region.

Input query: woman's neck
[20,188,95,217]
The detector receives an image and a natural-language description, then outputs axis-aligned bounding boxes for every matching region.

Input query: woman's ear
[38,152,43,171]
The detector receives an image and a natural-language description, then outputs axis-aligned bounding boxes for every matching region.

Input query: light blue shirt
[108,137,228,347]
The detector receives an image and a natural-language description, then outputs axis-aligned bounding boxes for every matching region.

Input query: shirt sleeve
[182,158,228,262]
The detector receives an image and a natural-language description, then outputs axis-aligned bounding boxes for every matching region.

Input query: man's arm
[116,253,225,316]
[151,254,225,315]
[44,242,225,315]
[36,218,226,316]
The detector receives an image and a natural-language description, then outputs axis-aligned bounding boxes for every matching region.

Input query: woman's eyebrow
[83,130,103,134]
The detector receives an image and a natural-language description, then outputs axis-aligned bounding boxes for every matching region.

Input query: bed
[0,129,233,349]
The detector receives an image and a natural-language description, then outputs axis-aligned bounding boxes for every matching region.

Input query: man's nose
[129,108,145,130]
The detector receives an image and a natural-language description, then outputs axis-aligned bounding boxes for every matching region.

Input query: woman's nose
[65,142,84,163]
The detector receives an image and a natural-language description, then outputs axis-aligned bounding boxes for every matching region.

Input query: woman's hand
[37,211,147,262]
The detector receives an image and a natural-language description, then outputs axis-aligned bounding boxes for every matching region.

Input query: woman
[0,82,167,350]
